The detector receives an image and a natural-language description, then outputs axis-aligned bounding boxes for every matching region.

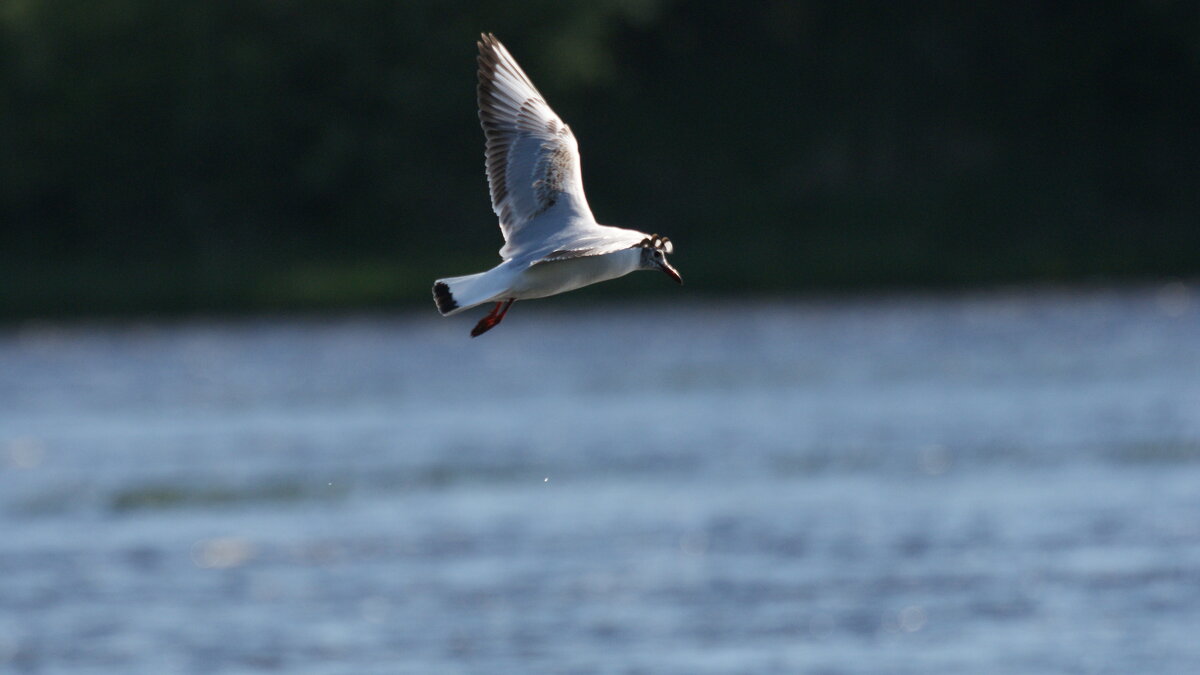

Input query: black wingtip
[433,282,458,315]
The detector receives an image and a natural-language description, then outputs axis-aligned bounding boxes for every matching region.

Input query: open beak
[658,260,683,285]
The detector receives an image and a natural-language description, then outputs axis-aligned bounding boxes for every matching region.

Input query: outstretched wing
[477,34,596,259]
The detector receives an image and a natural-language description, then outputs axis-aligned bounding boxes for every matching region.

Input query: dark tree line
[2,1,1197,315]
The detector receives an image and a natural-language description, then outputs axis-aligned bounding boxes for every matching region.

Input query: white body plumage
[432,34,680,335]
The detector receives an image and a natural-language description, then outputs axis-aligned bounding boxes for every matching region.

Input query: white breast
[508,249,642,300]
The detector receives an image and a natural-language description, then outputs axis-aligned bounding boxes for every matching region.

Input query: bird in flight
[433,34,681,337]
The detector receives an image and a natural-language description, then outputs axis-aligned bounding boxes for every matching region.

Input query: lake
[2,286,1199,673]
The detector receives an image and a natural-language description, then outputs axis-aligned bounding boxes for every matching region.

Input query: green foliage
[2,1,1198,316]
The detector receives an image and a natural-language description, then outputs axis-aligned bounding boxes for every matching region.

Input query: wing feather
[530,228,654,265]
[477,34,595,259]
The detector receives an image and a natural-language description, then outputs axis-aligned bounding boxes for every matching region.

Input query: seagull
[432,34,681,337]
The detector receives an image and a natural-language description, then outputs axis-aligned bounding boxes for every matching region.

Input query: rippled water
[2,287,1199,673]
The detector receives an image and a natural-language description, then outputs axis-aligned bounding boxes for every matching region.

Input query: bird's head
[637,235,682,284]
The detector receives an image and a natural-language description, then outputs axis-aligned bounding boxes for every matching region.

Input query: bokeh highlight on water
[2,286,1199,673]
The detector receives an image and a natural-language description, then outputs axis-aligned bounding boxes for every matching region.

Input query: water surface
[2,287,1199,673]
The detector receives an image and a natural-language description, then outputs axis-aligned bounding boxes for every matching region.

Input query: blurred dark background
[4,5,1200,671]
[2,0,1197,317]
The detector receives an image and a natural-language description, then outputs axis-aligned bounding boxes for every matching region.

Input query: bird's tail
[432,271,502,316]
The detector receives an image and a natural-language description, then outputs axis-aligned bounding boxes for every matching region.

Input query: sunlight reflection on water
[1,286,1199,673]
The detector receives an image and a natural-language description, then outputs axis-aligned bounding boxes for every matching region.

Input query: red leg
[496,299,514,320]
[471,299,514,337]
